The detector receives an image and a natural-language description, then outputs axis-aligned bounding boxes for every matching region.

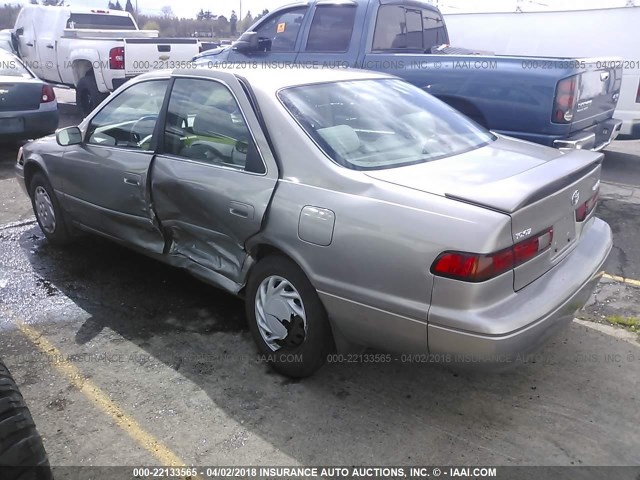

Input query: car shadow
[15,225,639,466]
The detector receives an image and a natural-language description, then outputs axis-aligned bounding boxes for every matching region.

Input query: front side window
[372,5,447,51]
[279,79,495,170]
[253,7,307,52]
[305,5,357,52]
[86,80,168,150]
[162,78,264,173]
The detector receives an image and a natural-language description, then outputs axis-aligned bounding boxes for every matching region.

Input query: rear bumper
[0,106,59,139]
[427,217,612,366]
[553,118,622,151]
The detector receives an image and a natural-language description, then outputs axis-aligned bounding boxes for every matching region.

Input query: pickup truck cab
[12,5,199,114]
[194,0,623,151]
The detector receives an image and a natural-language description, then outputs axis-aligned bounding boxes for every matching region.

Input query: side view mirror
[15,27,23,37]
[56,126,83,146]
[233,31,258,52]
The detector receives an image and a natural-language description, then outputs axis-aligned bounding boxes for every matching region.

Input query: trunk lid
[366,137,603,290]
[0,77,42,112]
[570,59,622,130]
[123,38,200,76]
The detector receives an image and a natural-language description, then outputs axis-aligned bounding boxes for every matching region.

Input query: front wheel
[29,172,71,246]
[246,256,334,378]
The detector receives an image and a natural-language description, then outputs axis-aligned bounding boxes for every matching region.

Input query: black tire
[76,73,107,116]
[29,172,71,246]
[0,359,53,480]
[246,255,334,378]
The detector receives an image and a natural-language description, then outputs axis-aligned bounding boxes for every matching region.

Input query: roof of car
[167,64,394,91]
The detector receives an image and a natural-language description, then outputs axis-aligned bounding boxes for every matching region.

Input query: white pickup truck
[8,5,199,114]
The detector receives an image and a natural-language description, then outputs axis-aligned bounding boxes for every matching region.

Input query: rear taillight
[41,84,55,103]
[109,47,125,70]
[553,75,578,123]
[431,228,554,283]
[576,188,599,222]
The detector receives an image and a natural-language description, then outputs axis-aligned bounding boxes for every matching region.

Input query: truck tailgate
[123,38,199,75]
[571,59,622,132]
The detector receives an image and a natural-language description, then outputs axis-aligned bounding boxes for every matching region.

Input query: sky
[14,0,631,19]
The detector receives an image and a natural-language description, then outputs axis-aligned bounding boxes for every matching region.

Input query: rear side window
[67,13,137,30]
[372,5,447,52]
[162,78,265,174]
[305,5,357,52]
[253,7,308,53]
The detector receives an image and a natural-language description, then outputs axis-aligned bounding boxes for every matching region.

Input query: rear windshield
[278,79,495,170]
[0,55,32,78]
[67,13,137,30]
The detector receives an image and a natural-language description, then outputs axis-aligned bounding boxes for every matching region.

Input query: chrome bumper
[554,119,622,151]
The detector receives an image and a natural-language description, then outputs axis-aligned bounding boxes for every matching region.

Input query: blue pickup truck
[193,0,623,151]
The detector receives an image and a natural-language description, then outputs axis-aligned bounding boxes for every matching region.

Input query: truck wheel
[76,73,107,116]
[0,359,53,479]
[29,172,71,246]
[246,255,334,378]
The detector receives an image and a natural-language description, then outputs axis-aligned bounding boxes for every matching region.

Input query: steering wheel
[186,143,224,163]
[130,115,158,148]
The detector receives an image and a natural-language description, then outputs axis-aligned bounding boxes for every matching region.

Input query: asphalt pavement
[0,92,638,473]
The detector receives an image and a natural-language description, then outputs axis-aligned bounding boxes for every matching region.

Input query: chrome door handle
[26,42,34,47]
[46,44,54,49]
[229,201,254,219]
[123,178,140,186]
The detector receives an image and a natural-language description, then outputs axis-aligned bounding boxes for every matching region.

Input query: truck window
[373,5,447,51]
[305,5,357,53]
[66,13,137,30]
[253,7,308,52]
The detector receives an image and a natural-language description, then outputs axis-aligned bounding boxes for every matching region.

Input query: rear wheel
[246,256,334,378]
[76,73,107,116]
[0,359,53,479]
[29,172,71,246]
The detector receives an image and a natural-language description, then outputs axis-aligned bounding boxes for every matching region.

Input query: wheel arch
[23,158,48,192]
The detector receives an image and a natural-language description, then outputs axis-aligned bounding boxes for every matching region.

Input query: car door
[151,73,279,288]
[59,78,169,253]
[227,6,309,65]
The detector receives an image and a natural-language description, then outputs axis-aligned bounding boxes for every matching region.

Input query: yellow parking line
[603,273,640,288]
[16,320,189,468]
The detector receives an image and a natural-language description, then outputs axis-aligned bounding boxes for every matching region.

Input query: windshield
[278,79,495,170]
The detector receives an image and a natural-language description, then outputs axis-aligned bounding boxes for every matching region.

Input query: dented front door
[151,73,279,288]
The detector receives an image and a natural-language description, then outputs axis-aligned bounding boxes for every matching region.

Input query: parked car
[444,5,640,140]
[193,0,623,151]
[16,66,612,377]
[0,49,58,141]
[9,5,199,115]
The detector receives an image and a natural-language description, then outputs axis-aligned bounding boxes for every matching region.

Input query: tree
[161,5,174,18]
[229,10,237,36]
[42,0,64,4]
[142,20,160,30]
[114,0,123,10]
[255,9,269,20]
[125,0,134,14]
[29,0,38,4]
[240,11,253,32]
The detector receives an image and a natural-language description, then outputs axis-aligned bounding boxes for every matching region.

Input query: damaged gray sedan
[16,66,612,377]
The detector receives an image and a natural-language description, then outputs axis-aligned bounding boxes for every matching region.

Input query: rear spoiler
[445,150,603,214]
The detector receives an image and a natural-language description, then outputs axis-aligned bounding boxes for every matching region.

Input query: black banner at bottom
[0,466,638,480]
